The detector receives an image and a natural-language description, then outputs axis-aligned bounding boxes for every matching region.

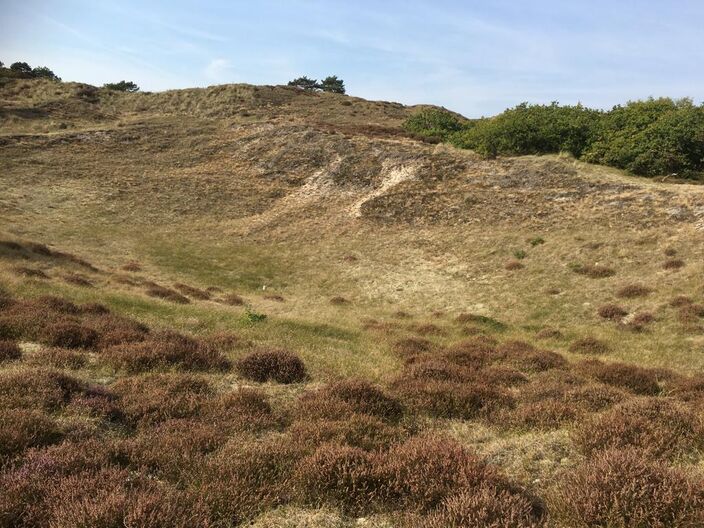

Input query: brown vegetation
[549,449,704,528]
[235,348,307,383]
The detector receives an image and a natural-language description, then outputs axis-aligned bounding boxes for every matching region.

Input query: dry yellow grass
[2,77,704,526]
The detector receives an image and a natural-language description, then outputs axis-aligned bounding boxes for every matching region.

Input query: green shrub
[450,102,601,158]
[403,108,466,141]
[583,97,704,177]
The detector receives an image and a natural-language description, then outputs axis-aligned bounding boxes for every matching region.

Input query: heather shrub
[289,414,403,451]
[123,419,226,481]
[454,313,507,331]
[663,258,685,270]
[570,263,616,278]
[173,283,211,300]
[573,397,704,460]
[564,383,625,412]
[390,378,514,420]
[0,339,21,362]
[102,331,230,373]
[111,373,213,426]
[569,337,610,355]
[419,486,543,528]
[381,436,538,514]
[223,293,245,305]
[597,303,628,320]
[197,435,304,524]
[670,295,694,307]
[392,337,433,358]
[90,313,149,348]
[678,303,704,324]
[577,359,660,395]
[293,443,382,515]
[0,409,63,464]
[0,369,83,410]
[145,285,190,304]
[617,284,651,298]
[34,347,87,369]
[235,348,307,383]
[206,388,280,433]
[41,320,98,349]
[316,379,403,422]
[68,385,123,422]
[549,449,704,527]
[503,399,578,430]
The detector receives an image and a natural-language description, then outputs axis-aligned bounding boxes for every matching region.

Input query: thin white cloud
[204,58,237,82]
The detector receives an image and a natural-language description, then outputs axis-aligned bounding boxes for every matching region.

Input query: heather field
[2,78,704,527]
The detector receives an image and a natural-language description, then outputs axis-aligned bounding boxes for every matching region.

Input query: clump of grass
[664,247,678,256]
[529,237,545,246]
[616,284,651,298]
[597,303,628,321]
[243,307,267,323]
[663,259,685,270]
[549,449,704,528]
[0,339,22,362]
[577,359,660,395]
[513,249,527,260]
[235,348,307,384]
[573,397,704,460]
[570,263,616,278]
[454,313,507,332]
[329,296,349,305]
[569,337,610,355]
[173,283,211,300]
[144,284,190,304]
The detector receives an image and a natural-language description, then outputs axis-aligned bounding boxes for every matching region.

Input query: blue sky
[2,0,703,116]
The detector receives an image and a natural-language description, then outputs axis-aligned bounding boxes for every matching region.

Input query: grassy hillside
[1,78,704,527]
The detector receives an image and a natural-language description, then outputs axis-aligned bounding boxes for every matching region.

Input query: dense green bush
[404,98,704,179]
[450,103,601,158]
[402,108,466,141]
[583,98,704,177]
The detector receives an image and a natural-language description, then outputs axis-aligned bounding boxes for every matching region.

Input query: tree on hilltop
[103,80,140,92]
[32,66,61,81]
[288,76,319,91]
[10,62,32,74]
[319,75,345,94]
